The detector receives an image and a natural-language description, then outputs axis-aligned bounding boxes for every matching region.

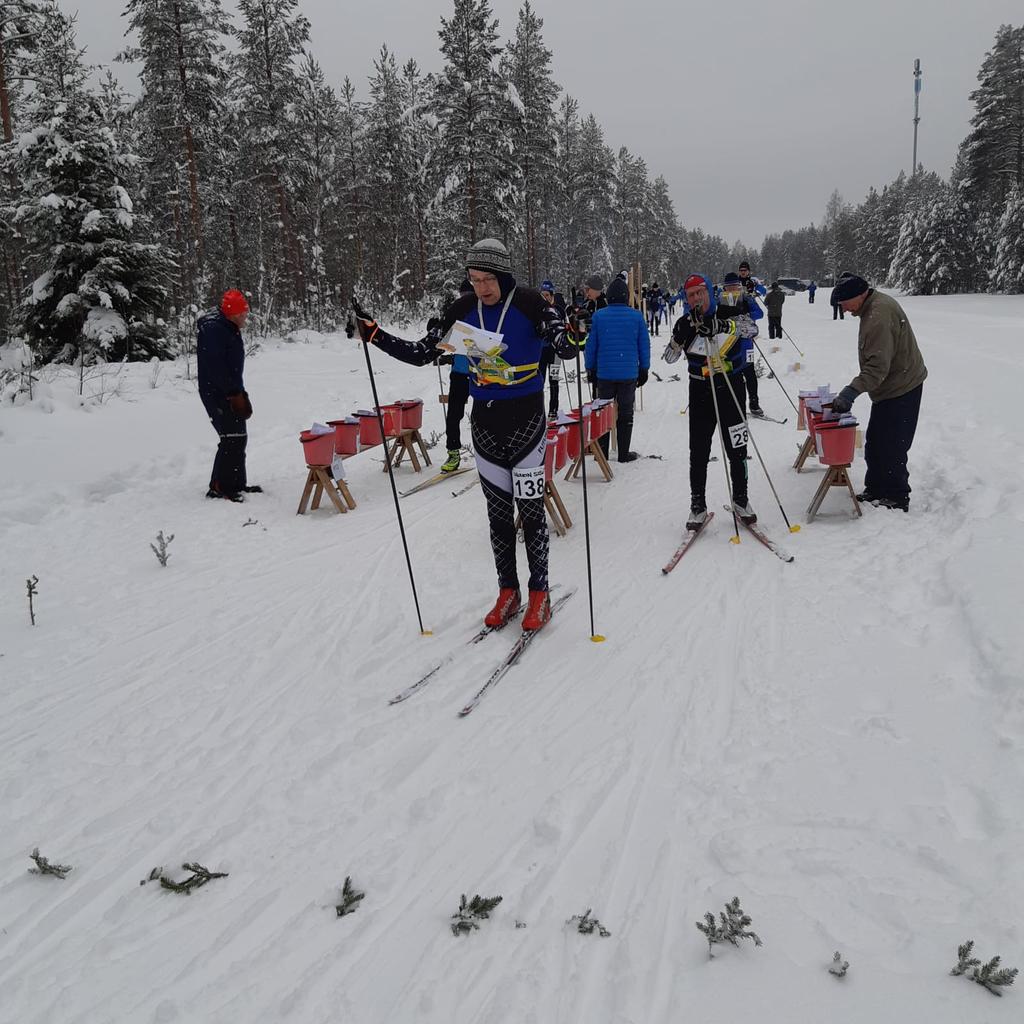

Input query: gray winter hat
[585,274,604,291]
[466,238,512,275]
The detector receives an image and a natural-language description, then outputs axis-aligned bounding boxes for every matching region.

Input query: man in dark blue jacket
[197,290,256,502]
[584,277,650,462]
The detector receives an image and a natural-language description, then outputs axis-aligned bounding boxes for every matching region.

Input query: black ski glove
[351,296,378,344]
[586,369,597,387]
[637,367,649,387]
[831,385,859,415]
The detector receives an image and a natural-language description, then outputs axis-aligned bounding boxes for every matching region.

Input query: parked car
[775,277,806,292]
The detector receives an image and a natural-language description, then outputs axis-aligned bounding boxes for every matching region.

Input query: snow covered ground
[1,294,1021,1024]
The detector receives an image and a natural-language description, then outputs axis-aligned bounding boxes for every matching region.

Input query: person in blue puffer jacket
[353,238,577,632]
[584,276,650,463]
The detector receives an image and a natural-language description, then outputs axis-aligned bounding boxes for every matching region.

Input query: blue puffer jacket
[197,310,244,399]
[584,304,651,381]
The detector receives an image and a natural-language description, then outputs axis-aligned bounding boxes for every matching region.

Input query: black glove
[744,279,756,294]
[227,391,252,419]
[693,312,715,337]
[637,367,649,387]
[344,314,355,339]
[831,386,859,415]
[586,369,597,387]
[434,351,454,366]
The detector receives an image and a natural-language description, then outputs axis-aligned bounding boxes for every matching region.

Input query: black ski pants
[742,361,760,409]
[539,346,560,417]
[688,374,748,503]
[445,371,471,451]
[832,303,845,320]
[596,380,637,459]
[472,392,549,593]
[202,393,247,495]
[768,316,782,339]
[864,384,923,501]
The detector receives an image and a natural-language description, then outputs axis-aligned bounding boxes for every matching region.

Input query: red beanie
[684,274,705,291]
[221,289,249,316]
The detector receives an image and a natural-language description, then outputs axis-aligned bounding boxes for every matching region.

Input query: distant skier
[646,283,662,337]
[353,239,577,630]
[197,290,259,502]
[668,274,759,530]
[584,275,651,463]
[808,280,817,303]
[829,275,927,512]
[738,260,766,299]
[539,279,567,418]
[764,281,785,340]
[720,272,765,416]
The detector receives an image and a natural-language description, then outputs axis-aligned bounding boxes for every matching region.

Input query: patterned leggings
[471,391,549,592]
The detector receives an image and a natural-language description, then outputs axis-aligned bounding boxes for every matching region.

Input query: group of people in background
[196,237,926,633]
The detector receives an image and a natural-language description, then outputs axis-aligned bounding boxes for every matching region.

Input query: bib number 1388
[512,464,546,500]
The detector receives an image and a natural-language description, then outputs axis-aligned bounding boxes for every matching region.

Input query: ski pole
[717,362,801,535]
[573,342,604,643]
[754,295,803,357]
[437,361,446,404]
[704,343,741,543]
[749,336,799,416]
[351,296,431,636]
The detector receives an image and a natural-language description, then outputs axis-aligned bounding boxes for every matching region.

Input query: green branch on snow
[568,908,611,937]
[157,862,228,895]
[951,940,1018,996]
[28,847,72,879]
[450,893,502,936]
[696,897,762,956]
[335,876,365,918]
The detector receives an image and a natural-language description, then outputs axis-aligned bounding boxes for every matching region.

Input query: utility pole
[912,58,922,175]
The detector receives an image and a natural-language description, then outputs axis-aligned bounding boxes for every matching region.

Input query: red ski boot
[521,590,551,631]
[484,588,521,628]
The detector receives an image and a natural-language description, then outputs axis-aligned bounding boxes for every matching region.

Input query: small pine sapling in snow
[157,862,228,894]
[450,894,503,936]
[951,940,1018,996]
[696,897,763,956]
[829,951,850,978]
[335,876,365,918]
[150,530,174,567]
[28,847,72,879]
[26,575,39,625]
[568,908,611,937]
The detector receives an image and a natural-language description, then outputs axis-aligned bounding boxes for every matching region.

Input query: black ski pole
[573,342,604,643]
[352,297,431,636]
[748,335,800,416]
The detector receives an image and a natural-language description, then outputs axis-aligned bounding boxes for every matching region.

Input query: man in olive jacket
[830,276,927,511]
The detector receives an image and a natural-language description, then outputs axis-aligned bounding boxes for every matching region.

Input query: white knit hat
[465,238,512,275]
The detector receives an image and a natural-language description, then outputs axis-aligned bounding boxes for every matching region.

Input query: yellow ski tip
[730,535,741,545]
[421,630,434,637]
[590,634,607,643]
[789,524,802,533]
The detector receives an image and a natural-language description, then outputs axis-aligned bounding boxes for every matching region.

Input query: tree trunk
[173,2,205,274]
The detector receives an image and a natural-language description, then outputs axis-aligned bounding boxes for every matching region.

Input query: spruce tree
[991,188,1024,292]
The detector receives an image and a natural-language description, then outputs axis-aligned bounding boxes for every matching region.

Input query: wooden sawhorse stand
[793,435,816,472]
[565,437,614,483]
[384,428,431,474]
[297,465,357,515]
[806,464,862,522]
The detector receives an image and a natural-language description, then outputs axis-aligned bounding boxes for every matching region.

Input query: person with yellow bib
[355,239,576,631]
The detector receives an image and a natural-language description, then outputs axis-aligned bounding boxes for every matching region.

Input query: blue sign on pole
[915,78,922,94]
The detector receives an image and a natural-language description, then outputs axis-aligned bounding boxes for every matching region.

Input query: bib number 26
[512,464,546,500]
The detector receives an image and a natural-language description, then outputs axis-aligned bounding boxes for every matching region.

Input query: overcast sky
[81,0,1021,250]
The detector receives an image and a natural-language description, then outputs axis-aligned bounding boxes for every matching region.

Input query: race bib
[728,423,748,449]
[512,464,546,500]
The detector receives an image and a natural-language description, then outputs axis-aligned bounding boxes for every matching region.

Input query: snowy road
[1,294,1021,1023]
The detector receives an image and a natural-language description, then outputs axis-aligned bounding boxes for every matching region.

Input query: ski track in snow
[1,296,1022,1023]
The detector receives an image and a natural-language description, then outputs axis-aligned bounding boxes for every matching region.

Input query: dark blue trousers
[201,393,248,495]
[864,384,923,501]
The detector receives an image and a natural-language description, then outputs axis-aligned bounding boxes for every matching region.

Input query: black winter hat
[606,277,629,304]
[738,260,751,271]
[585,274,604,292]
[830,274,869,304]
[465,238,512,275]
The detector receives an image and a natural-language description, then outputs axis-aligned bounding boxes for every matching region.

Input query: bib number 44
[512,464,546,500]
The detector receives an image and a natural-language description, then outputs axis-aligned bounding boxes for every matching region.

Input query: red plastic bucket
[816,423,856,465]
[398,399,423,430]
[555,427,568,471]
[544,437,556,483]
[565,409,590,459]
[357,411,383,447]
[327,417,360,456]
[300,430,335,467]
[377,404,404,437]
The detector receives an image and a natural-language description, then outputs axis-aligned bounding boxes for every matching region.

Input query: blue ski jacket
[585,303,651,380]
